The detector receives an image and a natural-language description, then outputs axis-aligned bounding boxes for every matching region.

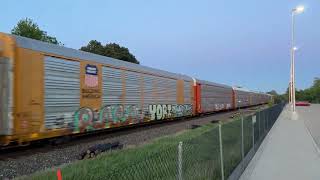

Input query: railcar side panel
[102,66,122,106]
[44,56,80,130]
[232,89,236,109]
[15,48,44,141]
[145,76,193,121]
[0,34,16,145]
[193,83,201,114]
[234,90,251,108]
[184,81,193,106]
[0,58,13,136]
[200,83,233,113]
[252,93,258,106]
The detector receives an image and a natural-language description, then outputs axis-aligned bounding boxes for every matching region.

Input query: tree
[266,90,278,96]
[11,18,61,45]
[267,90,286,104]
[79,40,105,55]
[80,41,139,64]
[293,77,320,103]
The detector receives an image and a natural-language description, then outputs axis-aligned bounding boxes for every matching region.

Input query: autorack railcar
[0,33,271,147]
[233,87,252,108]
[195,80,234,113]
[0,33,197,146]
[233,87,272,108]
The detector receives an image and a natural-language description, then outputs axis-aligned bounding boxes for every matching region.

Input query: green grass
[221,118,242,177]
[243,116,253,156]
[22,124,221,180]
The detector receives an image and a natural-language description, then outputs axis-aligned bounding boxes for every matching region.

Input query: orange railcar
[0,33,196,146]
[0,33,272,147]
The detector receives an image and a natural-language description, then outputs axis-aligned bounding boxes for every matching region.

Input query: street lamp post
[288,82,291,104]
[291,5,304,112]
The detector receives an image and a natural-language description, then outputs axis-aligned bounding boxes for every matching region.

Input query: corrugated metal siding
[44,56,80,129]
[251,93,260,106]
[184,81,192,104]
[235,90,251,108]
[156,76,177,104]
[201,84,233,112]
[125,71,141,106]
[142,75,177,113]
[102,67,123,105]
[13,34,192,82]
[250,94,256,105]
[101,68,179,118]
[142,74,154,114]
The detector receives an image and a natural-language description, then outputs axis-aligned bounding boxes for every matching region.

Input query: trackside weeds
[23,104,284,180]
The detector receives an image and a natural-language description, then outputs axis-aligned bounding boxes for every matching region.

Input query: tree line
[295,78,320,103]
[11,18,139,64]
[268,78,320,104]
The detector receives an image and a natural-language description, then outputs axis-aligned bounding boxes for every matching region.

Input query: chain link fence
[85,104,285,180]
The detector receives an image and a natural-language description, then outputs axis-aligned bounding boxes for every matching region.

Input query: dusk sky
[2,0,320,93]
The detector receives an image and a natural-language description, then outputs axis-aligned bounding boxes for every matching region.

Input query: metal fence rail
[103,103,285,180]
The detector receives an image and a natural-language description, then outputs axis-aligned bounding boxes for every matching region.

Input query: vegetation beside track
[22,122,220,180]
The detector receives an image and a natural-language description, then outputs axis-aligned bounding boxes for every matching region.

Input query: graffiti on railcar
[99,105,143,124]
[50,104,193,132]
[172,104,193,117]
[149,104,192,121]
[73,105,143,132]
[214,104,226,111]
[203,103,232,111]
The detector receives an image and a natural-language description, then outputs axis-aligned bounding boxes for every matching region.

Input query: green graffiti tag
[73,105,142,133]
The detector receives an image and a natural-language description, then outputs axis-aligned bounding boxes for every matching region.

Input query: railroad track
[0,105,265,179]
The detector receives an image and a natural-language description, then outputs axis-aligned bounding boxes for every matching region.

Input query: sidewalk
[240,104,320,180]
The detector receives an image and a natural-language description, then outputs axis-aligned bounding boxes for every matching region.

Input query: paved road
[240,104,320,180]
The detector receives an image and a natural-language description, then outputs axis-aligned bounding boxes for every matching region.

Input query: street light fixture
[294,6,305,14]
[290,5,304,112]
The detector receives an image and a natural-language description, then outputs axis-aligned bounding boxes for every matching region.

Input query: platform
[240,104,320,180]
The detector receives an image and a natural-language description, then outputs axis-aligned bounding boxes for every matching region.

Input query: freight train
[0,33,272,147]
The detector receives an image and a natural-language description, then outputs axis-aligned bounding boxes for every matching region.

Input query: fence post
[265,110,268,130]
[266,109,270,132]
[258,112,261,141]
[178,141,183,180]
[219,124,225,180]
[263,111,266,135]
[264,111,267,134]
[252,115,256,150]
[241,116,244,159]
